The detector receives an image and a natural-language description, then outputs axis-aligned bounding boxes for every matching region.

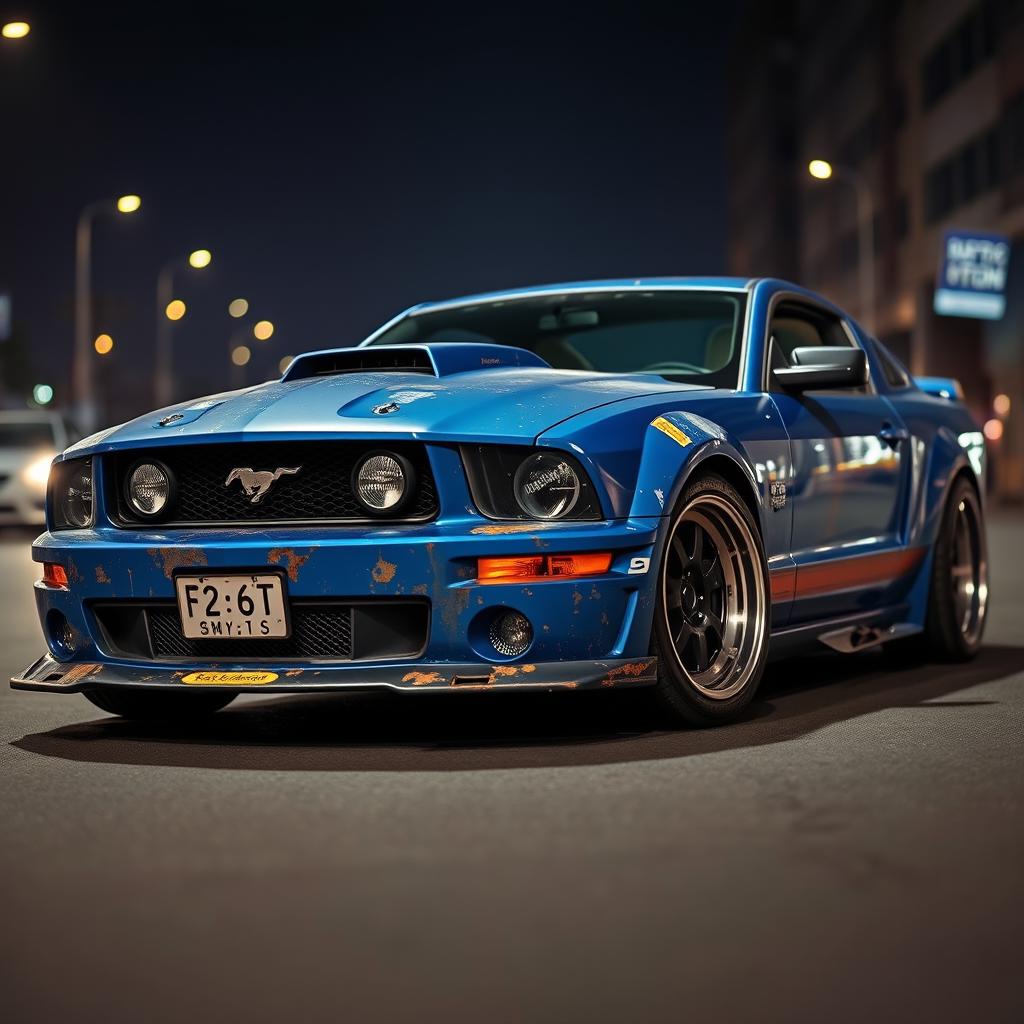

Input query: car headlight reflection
[513,451,581,519]
[22,452,55,491]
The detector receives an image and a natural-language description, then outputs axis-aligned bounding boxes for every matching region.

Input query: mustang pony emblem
[224,466,301,504]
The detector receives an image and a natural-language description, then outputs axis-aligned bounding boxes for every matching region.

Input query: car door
[766,298,911,624]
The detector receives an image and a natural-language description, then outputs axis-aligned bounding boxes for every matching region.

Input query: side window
[767,301,867,393]
[872,340,911,389]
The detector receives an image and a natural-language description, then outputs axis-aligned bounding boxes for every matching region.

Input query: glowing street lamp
[1,21,30,39]
[228,298,249,318]
[73,195,142,431]
[155,250,212,407]
[253,319,274,341]
[807,158,875,332]
[93,334,114,355]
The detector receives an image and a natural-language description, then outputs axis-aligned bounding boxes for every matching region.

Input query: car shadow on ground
[13,644,1024,771]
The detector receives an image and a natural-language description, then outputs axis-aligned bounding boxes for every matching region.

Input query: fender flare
[628,411,764,527]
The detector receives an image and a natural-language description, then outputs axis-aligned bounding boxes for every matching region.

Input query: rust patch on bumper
[470,523,544,536]
[371,557,397,584]
[402,670,445,686]
[267,547,310,583]
[148,547,209,579]
[94,565,111,584]
[599,659,657,687]
[60,663,104,686]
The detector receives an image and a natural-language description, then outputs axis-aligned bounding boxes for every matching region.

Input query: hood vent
[282,344,550,382]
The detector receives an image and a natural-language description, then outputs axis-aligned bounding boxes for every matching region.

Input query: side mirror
[772,346,868,390]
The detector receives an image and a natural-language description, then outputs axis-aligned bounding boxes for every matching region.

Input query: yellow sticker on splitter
[651,416,692,447]
[181,671,278,686]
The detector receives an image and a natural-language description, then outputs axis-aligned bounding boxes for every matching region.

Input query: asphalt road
[1,516,1022,1023]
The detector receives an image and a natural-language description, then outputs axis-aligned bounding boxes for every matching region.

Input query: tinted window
[368,290,746,387]
[872,340,911,388]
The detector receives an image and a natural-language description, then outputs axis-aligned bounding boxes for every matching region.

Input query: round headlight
[513,452,581,519]
[59,461,93,528]
[127,462,171,517]
[355,453,408,512]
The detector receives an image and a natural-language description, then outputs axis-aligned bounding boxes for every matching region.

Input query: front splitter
[11,653,659,694]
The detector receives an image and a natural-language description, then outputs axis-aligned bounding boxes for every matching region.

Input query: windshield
[367,289,746,386]
[0,421,57,449]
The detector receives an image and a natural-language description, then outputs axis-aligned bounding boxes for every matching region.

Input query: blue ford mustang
[12,278,989,725]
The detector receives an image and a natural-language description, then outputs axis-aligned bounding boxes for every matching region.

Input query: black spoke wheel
[653,473,769,725]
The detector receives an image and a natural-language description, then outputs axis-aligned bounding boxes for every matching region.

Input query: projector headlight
[461,446,601,521]
[126,461,172,518]
[513,451,582,520]
[51,458,94,530]
[354,452,412,513]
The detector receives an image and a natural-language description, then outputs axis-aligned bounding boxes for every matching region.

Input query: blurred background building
[729,0,1024,499]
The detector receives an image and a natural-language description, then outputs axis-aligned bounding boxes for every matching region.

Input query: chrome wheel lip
[951,492,988,645]
[660,493,767,701]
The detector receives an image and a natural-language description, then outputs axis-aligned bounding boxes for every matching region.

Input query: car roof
[409,277,756,313]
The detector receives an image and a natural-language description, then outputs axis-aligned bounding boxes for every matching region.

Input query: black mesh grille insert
[91,599,430,663]
[147,604,353,659]
[110,441,438,525]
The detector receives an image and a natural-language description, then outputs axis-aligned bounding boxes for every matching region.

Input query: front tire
[652,473,770,726]
[85,688,235,721]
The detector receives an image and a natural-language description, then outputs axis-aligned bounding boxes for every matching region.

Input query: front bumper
[15,514,665,694]
[12,652,658,693]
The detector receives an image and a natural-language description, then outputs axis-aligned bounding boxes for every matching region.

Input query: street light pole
[154,249,212,408]
[807,160,876,335]
[73,209,95,431]
[154,263,176,408]
[73,196,141,432]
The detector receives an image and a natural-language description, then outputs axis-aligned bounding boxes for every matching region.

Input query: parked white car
[0,412,78,526]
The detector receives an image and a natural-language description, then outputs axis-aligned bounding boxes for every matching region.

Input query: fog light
[354,452,410,513]
[127,461,171,517]
[489,610,533,658]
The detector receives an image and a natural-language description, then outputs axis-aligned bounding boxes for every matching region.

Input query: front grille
[148,605,353,659]
[109,440,438,525]
[91,599,430,663]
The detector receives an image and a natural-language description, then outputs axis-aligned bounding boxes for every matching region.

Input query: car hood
[65,367,713,456]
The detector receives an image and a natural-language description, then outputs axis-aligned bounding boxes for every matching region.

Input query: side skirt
[768,605,922,660]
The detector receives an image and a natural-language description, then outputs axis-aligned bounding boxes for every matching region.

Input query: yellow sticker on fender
[651,416,692,447]
[182,671,278,686]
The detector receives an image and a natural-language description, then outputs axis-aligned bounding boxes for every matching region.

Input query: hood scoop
[282,343,549,382]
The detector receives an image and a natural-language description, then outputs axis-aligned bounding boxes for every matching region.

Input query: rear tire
[85,688,235,721]
[651,473,770,726]
[887,475,988,664]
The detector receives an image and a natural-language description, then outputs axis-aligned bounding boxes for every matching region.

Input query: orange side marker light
[42,563,69,589]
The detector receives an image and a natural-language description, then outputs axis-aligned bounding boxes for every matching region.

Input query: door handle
[878,422,909,446]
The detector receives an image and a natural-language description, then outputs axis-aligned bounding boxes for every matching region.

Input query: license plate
[174,573,289,640]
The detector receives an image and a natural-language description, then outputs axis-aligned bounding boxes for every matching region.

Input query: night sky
[1,1,738,417]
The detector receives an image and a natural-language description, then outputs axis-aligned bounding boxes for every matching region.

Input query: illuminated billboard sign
[934,230,1010,320]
